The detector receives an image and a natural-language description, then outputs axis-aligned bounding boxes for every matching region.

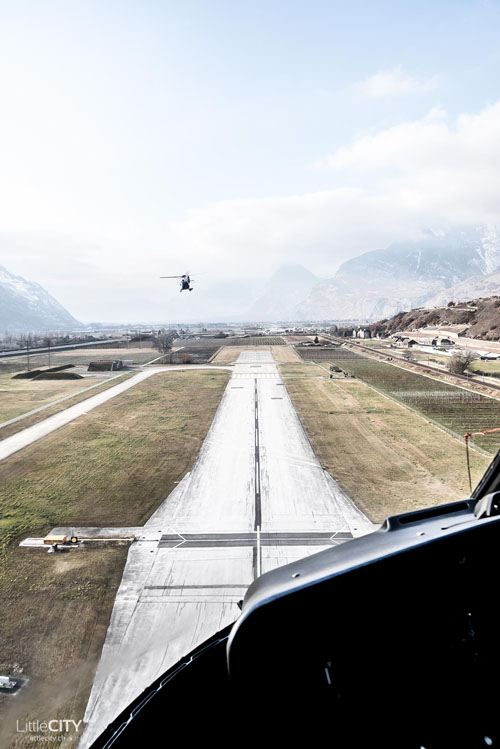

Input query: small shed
[44,534,68,545]
[88,360,124,371]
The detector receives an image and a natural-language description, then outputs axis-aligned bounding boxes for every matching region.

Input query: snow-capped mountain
[0,266,81,331]
[296,226,500,320]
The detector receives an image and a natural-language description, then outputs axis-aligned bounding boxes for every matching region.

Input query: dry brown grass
[278,361,329,378]
[280,363,490,523]
[269,345,301,363]
[0,373,111,423]
[0,373,133,439]
[212,346,252,363]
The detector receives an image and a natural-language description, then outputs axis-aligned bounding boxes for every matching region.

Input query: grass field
[298,346,360,361]
[410,352,451,366]
[0,373,133,440]
[279,362,491,522]
[470,359,500,375]
[0,368,229,746]
[0,373,111,423]
[297,346,500,453]
[270,345,301,362]
[0,547,127,748]
[0,346,157,374]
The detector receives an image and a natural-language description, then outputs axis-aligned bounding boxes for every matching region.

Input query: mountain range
[295,226,500,321]
[0,266,81,331]
[4,225,500,328]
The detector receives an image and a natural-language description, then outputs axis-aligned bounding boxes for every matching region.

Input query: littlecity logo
[16,719,82,742]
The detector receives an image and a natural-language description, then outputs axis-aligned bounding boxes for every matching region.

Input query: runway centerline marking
[254,378,262,532]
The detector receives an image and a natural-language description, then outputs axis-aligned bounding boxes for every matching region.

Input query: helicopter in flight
[160,273,194,292]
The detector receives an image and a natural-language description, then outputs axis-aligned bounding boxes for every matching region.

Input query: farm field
[222,335,285,345]
[172,337,222,348]
[298,347,500,453]
[283,335,315,343]
[158,344,221,363]
[0,368,230,747]
[176,335,284,347]
[279,362,490,522]
[298,346,360,361]
[0,345,157,374]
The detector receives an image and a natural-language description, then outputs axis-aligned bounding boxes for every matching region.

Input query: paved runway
[80,351,374,747]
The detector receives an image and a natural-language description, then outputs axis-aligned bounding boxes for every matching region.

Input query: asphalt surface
[79,351,373,747]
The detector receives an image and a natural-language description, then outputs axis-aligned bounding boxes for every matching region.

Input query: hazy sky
[1,0,500,321]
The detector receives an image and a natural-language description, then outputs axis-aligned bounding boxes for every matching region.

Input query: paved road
[80,351,374,747]
[0,365,232,462]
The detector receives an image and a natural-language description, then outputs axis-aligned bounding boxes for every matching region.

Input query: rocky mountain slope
[425,268,500,308]
[0,266,81,331]
[371,296,500,342]
[296,226,500,320]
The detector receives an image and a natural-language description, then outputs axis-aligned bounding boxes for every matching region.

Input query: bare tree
[448,351,476,375]
[153,331,176,356]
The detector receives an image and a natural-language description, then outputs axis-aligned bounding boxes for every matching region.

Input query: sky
[1,0,500,322]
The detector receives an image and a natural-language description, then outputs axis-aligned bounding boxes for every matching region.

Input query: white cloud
[6,101,500,321]
[354,65,437,98]
[171,102,500,280]
[325,102,500,223]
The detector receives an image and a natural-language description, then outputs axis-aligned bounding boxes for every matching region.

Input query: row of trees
[1,332,104,350]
